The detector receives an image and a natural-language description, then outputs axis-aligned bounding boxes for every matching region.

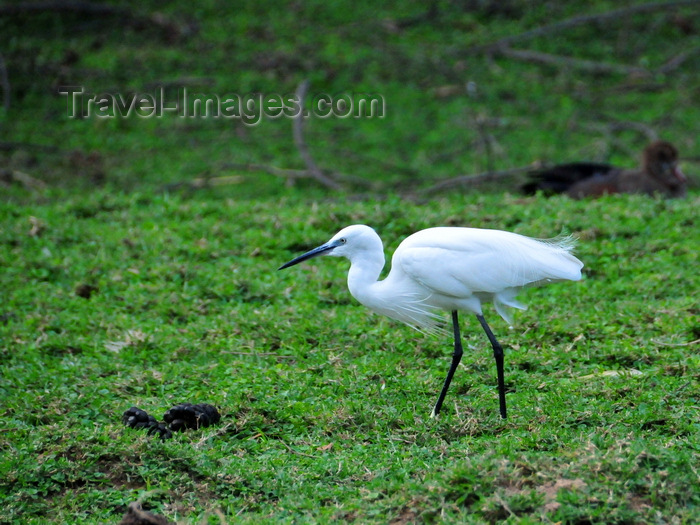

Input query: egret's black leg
[477,314,507,419]
[431,311,463,418]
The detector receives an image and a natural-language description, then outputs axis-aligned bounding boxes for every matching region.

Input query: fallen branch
[292,79,341,190]
[143,77,216,91]
[498,48,650,76]
[574,119,660,143]
[468,0,700,53]
[190,175,243,188]
[0,2,193,41]
[0,53,9,112]
[0,169,47,190]
[601,81,668,95]
[161,173,244,192]
[384,1,440,31]
[223,162,310,181]
[606,120,659,142]
[657,45,700,74]
[423,166,533,194]
[162,162,371,192]
[0,1,129,16]
[330,149,422,178]
[0,141,60,152]
[223,162,372,188]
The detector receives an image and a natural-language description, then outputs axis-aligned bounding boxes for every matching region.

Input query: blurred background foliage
[0,0,698,198]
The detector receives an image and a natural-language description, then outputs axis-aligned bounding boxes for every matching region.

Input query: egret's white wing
[396,228,582,297]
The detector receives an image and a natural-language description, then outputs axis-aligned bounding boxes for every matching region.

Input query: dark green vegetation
[1,1,699,523]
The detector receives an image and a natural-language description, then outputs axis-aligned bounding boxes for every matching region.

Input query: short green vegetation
[1,193,697,523]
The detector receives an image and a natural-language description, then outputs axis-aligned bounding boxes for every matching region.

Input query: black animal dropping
[163,403,221,431]
[122,403,221,440]
[122,406,158,429]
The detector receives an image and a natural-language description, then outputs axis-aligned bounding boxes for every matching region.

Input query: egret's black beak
[279,241,338,270]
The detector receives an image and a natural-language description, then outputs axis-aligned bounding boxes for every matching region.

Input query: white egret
[279,225,583,419]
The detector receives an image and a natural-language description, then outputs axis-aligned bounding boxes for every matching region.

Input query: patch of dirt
[97,453,145,490]
[538,478,587,512]
[118,502,173,525]
[390,506,419,524]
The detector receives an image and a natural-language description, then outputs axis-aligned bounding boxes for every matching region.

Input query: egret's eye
[339,238,347,244]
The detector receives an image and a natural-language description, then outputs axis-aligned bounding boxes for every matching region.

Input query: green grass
[1,191,698,523]
[1,1,700,523]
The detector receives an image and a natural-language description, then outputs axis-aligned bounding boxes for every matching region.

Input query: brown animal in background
[523,141,687,198]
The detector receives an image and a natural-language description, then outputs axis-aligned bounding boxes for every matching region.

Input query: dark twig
[574,118,659,143]
[0,53,9,112]
[0,169,47,190]
[326,170,374,187]
[498,48,650,76]
[423,166,533,194]
[292,79,341,190]
[0,141,60,152]
[162,162,371,192]
[385,0,439,30]
[464,82,498,175]
[467,0,700,53]
[0,2,192,40]
[142,77,216,91]
[606,121,659,142]
[225,162,371,188]
[223,163,310,181]
[0,1,132,16]
[502,41,700,78]
[328,149,422,178]
[657,45,700,74]
[161,172,244,192]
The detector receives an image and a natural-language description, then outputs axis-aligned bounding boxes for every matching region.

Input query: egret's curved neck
[346,251,385,304]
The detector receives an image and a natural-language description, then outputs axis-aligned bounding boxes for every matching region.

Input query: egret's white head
[325,225,383,259]
[279,224,383,269]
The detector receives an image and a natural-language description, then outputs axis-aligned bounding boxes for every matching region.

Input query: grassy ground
[1,191,698,523]
[1,1,699,523]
